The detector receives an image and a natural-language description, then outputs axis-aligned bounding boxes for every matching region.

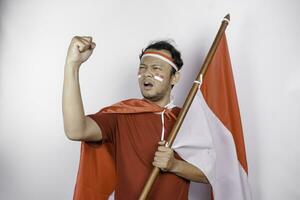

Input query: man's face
[138,49,175,101]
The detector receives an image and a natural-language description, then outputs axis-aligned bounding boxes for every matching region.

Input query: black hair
[139,40,183,75]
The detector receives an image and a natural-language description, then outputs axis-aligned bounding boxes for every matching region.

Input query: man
[62,36,208,199]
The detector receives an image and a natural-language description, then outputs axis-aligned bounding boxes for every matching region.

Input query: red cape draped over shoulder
[73,99,175,200]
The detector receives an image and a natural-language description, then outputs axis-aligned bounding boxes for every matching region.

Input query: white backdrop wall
[0,0,299,199]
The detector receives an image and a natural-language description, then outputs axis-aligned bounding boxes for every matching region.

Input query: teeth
[143,80,153,87]
[144,82,153,87]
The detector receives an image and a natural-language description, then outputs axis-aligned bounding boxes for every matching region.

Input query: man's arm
[153,141,209,183]
[169,158,209,183]
[62,36,101,141]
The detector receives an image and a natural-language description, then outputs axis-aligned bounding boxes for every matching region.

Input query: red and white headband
[141,51,179,71]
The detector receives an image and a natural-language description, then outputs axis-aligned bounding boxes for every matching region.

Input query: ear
[171,71,180,86]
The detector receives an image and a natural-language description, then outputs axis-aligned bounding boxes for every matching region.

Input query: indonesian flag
[172,34,252,200]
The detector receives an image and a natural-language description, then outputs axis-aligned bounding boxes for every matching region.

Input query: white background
[0,0,299,199]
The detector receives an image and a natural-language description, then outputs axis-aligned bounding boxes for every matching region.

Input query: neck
[154,97,171,108]
[147,91,171,108]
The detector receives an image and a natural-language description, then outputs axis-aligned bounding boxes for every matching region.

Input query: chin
[141,92,154,99]
[141,91,163,101]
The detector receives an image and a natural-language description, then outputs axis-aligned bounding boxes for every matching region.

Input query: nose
[141,66,154,77]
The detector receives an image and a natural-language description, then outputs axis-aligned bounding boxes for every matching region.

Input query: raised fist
[66,36,96,66]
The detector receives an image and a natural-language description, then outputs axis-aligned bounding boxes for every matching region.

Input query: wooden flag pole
[138,14,231,200]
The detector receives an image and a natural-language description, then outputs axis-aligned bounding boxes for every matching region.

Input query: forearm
[62,62,86,139]
[170,158,209,183]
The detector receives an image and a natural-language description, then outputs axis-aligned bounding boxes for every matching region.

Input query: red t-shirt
[88,107,190,199]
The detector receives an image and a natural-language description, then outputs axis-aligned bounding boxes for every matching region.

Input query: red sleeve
[87,111,117,144]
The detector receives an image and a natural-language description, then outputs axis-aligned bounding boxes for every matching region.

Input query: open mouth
[143,81,154,90]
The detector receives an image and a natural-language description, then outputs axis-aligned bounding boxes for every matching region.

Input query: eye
[152,65,162,70]
[139,65,146,70]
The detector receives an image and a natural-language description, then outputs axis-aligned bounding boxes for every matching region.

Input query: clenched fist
[152,140,176,172]
[66,36,96,66]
